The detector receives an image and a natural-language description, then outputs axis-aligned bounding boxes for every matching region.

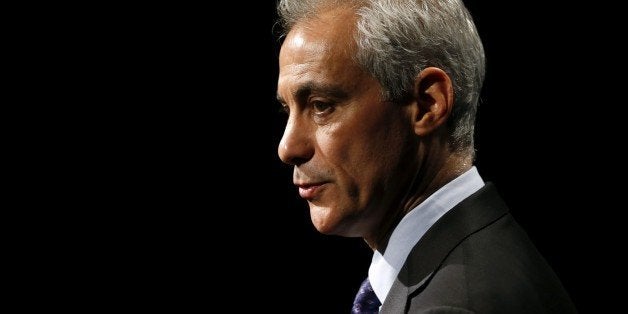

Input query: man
[275,0,576,313]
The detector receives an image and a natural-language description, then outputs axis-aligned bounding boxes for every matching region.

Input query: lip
[296,182,327,200]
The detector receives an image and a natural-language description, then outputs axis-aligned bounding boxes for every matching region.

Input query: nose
[278,114,314,166]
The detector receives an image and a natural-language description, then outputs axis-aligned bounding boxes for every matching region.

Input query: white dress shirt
[368,166,485,304]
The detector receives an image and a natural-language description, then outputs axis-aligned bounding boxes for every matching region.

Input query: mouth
[296,182,328,200]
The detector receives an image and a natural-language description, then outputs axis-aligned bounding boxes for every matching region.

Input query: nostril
[289,157,309,167]
[278,117,314,165]
[278,140,313,166]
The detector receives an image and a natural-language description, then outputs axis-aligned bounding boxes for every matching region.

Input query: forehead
[278,7,368,97]
[284,6,357,52]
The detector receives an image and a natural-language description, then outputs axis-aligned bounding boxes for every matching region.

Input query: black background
[84,1,620,312]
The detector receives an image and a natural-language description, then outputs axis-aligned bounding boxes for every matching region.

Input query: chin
[309,203,360,237]
[309,203,342,235]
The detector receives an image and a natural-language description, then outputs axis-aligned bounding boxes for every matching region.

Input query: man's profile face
[276,7,418,238]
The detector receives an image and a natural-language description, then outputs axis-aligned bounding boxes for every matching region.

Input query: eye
[312,101,334,115]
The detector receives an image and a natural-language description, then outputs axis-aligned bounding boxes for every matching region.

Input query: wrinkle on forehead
[285,6,358,54]
[280,29,327,68]
[278,6,373,102]
[281,7,360,68]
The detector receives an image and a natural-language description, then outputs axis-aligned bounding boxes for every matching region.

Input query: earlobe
[411,67,454,136]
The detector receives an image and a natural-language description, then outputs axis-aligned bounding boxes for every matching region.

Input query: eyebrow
[276,81,348,104]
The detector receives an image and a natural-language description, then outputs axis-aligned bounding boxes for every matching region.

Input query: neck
[402,152,473,216]
[364,147,473,251]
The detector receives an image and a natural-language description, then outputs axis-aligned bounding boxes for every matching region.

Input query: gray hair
[277,0,486,155]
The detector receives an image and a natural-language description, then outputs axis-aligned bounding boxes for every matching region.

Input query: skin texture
[277,6,468,249]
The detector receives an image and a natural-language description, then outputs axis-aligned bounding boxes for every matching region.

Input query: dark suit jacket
[379,183,577,313]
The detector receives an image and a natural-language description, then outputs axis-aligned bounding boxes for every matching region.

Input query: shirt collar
[368,166,484,303]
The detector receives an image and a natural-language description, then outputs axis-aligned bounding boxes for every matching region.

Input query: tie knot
[351,278,381,313]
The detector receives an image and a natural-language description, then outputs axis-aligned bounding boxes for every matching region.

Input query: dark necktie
[351,277,381,313]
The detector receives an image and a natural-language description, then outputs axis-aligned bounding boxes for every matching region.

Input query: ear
[410,67,454,136]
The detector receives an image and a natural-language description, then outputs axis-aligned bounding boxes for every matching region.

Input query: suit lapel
[380,183,509,313]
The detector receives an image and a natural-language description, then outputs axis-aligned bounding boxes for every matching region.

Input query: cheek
[313,107,413,204]
[317,126,398,197]
[347,120,413,194]
[314,127,362,197]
